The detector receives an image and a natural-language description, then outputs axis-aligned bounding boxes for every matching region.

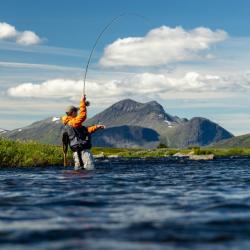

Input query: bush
[157,143,168,149]
[0,138,66,167]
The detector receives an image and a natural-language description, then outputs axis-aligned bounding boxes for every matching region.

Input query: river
[0,157,250,249]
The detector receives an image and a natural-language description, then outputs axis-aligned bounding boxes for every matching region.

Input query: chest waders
[76,150,84,167]
[62,125,92,167]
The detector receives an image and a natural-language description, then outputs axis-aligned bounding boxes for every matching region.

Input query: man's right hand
[82,95,90,106]
[82,94,86,102]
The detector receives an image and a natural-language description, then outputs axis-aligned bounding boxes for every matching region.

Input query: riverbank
[1,138,250,167]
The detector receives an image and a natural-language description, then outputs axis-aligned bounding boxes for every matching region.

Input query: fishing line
[82,13,150,99]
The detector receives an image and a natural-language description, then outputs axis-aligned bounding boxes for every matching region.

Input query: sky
[1,0,250,135]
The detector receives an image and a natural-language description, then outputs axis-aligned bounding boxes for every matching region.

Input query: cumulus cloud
[100,26,228,67]
[0,22,17,39]
[16,31,42,45]
[6,78,128,105]
[111,72,250,95]
[7,79,82,98]
[0,22,42,45]
[6,71,250,105]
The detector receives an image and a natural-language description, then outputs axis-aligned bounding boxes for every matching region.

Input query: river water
[0,157,250,250]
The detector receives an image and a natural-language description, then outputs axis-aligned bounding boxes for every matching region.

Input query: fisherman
[62,95,105,170]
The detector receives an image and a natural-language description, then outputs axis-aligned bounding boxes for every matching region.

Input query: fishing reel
[83,95,90,106]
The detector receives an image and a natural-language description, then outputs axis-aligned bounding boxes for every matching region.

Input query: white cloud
[7,79,82,99]
[6,78,128,105]
[0,61,79,71]
[100,26,228,67]
[6,70,250,106]
[0,22,42,45]
[0,22,17,39]
[16,31,42,45]
[0,40,88,56]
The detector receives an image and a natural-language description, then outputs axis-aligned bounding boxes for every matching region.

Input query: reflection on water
[0,157,250,250]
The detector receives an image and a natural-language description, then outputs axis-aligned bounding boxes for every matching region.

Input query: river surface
[0,157,250,250]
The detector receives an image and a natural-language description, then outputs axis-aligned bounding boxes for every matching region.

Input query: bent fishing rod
[82,13,150,106]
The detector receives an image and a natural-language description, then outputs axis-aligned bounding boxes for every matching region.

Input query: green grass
[1,138,250,167]
[92,147,180,158]
[195,147,250,156]
[0,138,68,167]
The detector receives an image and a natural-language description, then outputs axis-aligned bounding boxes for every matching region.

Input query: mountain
[4,99,233,148]
[86,99,233,147]
[85,99,184,130]
[4,117,64,145]
[211,133,250,148]
[4,117,159,148]
[92,125,159,148]
[0,128,9,135]
[163,117,234,148]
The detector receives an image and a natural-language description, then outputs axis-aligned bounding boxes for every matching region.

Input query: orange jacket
[62,99,102,134]
[87,125,101,134]
[62,99,87,127]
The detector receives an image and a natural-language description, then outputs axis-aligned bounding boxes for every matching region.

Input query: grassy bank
[191,147,250,157]
[0,138,64,167]
[1,138,250,167]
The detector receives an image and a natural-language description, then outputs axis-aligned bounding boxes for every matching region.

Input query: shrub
[157,143,168,149]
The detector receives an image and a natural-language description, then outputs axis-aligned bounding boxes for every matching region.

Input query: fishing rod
[82,13,150,106]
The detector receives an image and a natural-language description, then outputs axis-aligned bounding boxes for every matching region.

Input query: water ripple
[0,157,250,249]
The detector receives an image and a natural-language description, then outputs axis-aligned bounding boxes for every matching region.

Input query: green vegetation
[0,138,68,167]
[1,138,250,167]
[157,143,168,149]
[92,147,179,158]
[195,147,250,157]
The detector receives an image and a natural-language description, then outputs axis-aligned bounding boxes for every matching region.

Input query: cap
[65,105,79,114]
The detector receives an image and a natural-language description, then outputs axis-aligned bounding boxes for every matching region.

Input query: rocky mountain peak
[85,98,182,128]
[0,128,9,134]
[110,99,142,112]
[110,99,166,115]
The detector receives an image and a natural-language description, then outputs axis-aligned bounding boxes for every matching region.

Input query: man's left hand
[97,125,105,129]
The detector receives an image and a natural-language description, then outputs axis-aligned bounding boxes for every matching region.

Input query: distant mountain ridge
[3,99,233,148]
[212,133,250,148]
[92,125,159,148]
[0,128,9,135]
[85,99,185,129]
[86,99,233,147]
[4,117,64,145]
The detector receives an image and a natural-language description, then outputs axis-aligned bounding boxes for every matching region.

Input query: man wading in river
[61,95,105,170]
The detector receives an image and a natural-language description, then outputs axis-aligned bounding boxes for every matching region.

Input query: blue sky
[1,0,250,135]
